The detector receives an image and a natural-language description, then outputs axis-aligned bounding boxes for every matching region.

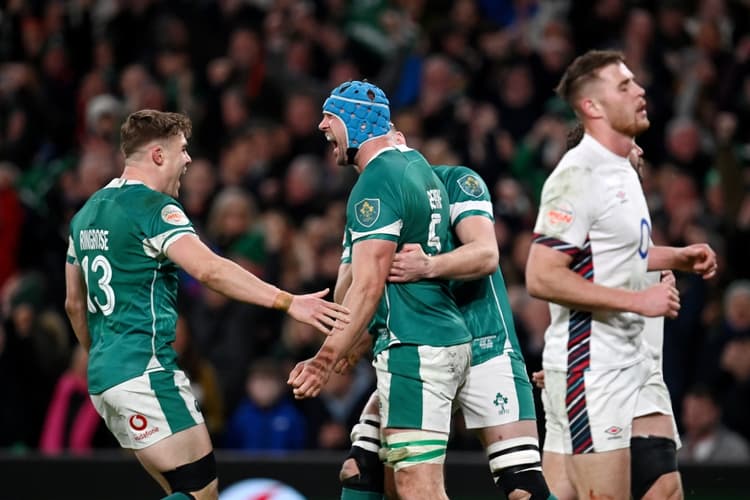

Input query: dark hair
[566,121,585,150]
[555,50,625,111]
[685,383,720,406]
[120,109,192,158]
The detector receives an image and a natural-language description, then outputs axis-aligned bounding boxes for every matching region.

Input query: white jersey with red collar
[533,134,652,372]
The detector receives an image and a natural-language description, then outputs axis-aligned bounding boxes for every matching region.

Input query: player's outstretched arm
[389,216,498,282]
[64,263,91,351]
[526,243,680,318]
[166,233,350,335]
[289,239,395,399]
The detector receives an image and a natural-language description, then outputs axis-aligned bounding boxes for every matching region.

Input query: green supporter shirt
[67,179,195,394]
[345,148,471,355]
[433,165,525,366]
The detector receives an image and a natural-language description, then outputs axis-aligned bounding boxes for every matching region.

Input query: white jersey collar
[364,146,397,169]
[580,134,630,164]
[105,178,144,188]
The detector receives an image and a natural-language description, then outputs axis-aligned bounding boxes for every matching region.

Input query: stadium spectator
[678,384,750,465]
[222,358,307,452]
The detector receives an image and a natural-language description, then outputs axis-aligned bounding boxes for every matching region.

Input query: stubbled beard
[617,115,650,137]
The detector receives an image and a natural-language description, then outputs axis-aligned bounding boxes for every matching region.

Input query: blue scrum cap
[322,80,391,150]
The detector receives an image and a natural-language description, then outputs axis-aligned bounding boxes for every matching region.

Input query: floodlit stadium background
[0,1,749,498]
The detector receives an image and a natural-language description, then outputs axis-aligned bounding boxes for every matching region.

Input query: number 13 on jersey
[81,254,116,316]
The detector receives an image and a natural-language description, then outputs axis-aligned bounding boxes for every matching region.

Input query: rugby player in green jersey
[288,81,472,500]
[333,130,554,500]
[65,110,349,500]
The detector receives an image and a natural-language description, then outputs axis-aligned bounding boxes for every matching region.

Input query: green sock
[341,487,384,500]
[160,493,194,500]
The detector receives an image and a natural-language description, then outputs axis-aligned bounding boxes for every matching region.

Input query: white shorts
[542,359,650,454]
[455,352,537,429]
[633,359,682,448]
[91,370,204,450]
[374,342,471,434]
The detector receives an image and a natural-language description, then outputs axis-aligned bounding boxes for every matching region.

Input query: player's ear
[151,146,164,165]
[580,97,601,119]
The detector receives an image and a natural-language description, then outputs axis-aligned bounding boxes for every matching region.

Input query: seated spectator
[678,384,750,465]
[222,358,307,451]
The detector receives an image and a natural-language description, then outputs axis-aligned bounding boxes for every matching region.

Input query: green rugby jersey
[67,179,195,394]
[434,166,525,366]
[345,148,471,354]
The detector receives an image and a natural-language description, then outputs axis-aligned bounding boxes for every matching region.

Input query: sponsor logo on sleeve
[161,205,190,226]
[457,174,485,197]
[355,198,380,227]
[544,199,575,231]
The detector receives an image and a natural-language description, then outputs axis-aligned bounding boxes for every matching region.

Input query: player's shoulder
[435,165,487,198]
[110,182,187,223]
[545,143,609,190]
[433,164,476,181]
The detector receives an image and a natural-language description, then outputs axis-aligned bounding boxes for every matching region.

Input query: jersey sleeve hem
[162,229,196,253]
[453,210,493,226]
[352,234,399,244]
[531,232,581,256]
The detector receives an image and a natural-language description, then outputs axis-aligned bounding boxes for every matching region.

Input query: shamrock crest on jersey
[457,174,485,197]
[355,198,380,227]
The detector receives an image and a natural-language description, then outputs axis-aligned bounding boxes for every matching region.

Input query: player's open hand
[637,282,680,318]
[288,350,334,399]
[389,243,433,282]
[679,243,717,279]
[288,289,350,335]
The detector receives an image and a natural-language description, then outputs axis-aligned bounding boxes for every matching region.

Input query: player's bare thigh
[632,413,683,500]
[476,419,539,448]
[569,449,630,500]
[383,427,448,500]
[135,423,217,500]
[632,412,674,439]
[542,451,577,500]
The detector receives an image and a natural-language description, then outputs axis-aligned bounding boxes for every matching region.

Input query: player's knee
[162,451,217,499]
[341,446,385,493]
[640,473,682,500]
[630,436,679,500]
[487,437,551,500]
[350,413,382,454]
[340,457,360,482]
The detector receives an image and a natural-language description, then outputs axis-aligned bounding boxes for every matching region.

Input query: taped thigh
[381,431,448,471]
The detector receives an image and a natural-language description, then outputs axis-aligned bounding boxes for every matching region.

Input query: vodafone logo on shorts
[129,414,160,441]
[129,414,148,431]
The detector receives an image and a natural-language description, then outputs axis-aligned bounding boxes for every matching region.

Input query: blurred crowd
[1,0,749,465]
